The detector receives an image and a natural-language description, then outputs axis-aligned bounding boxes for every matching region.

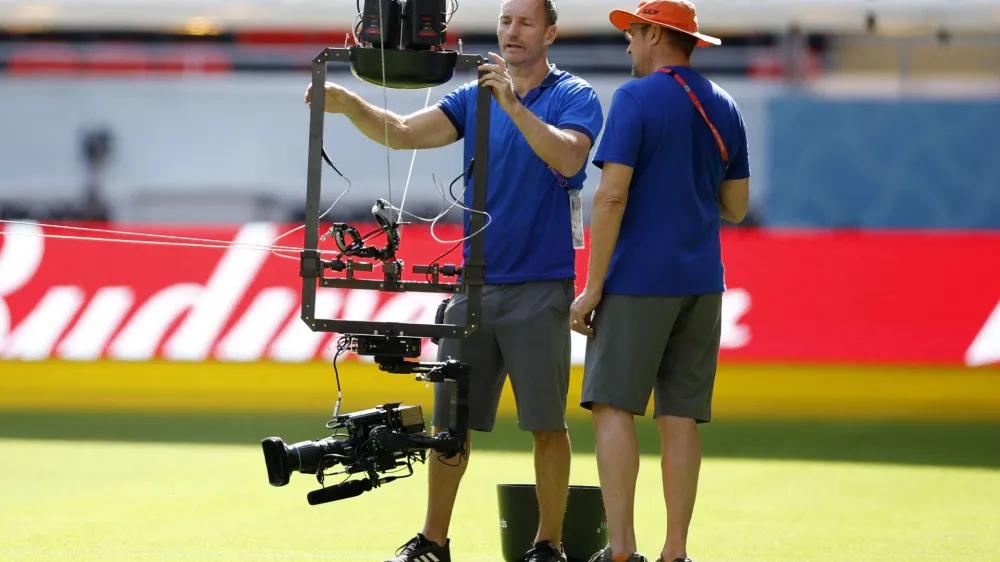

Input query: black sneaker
[588,545,649,562]
[656,558,694,562]
[522,540,567,562]
[385,533,450,562]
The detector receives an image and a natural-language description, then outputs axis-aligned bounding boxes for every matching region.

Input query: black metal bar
[301,49,329,330]
[311,319,470,340]
[321,278,462,293]
[462,56,490,336]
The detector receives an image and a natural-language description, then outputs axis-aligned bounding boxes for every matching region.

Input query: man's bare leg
[592,404,639,556]
[532,428,572,546]
[421,428,472,546]
[656,415,701,562]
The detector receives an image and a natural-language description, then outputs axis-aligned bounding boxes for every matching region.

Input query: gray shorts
[431,279,574,432]
[580,292,722,423]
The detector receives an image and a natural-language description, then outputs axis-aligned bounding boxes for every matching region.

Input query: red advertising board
[1,221,998,367]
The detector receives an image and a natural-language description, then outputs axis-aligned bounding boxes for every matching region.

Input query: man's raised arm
[305,82,458,150]
[478,54,603,178]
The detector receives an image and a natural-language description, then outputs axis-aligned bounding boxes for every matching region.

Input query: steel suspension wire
[0,219,335,261]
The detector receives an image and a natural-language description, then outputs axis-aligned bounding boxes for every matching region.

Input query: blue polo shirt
[592,66,750,296]
[436,65,604,284]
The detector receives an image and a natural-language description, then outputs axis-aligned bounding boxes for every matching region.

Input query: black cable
[321,148,347,179]
[325,335,352,430]
[447,158,474,209]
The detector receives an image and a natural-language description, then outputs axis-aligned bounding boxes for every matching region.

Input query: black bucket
[497,484,608,562]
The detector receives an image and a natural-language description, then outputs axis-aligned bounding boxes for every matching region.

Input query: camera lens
[261,437,293,487]
[261,436,346,487]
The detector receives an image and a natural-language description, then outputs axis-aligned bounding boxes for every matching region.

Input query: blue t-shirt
[592,66,750,296]
[436,65,604,284]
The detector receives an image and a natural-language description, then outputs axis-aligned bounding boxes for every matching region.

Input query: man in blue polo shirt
[304,1,603,561]
[567,1,750,562]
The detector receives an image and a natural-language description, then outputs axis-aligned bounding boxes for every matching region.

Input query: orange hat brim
[609,9,721,47]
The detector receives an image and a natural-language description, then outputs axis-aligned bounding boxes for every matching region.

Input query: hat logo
[641,8,660,14]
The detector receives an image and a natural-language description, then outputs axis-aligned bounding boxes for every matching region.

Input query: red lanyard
[657,67,729,166]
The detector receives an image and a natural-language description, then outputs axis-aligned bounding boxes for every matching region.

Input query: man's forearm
[508,102,586,177]
[585,195,627,292]
[343,93,411,149]
[720,206,742,224]
[718,198,746,224]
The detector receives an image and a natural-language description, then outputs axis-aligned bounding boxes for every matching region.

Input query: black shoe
[522,540,567,562]
[588,545,649,562]
[385,533,450,562]
[656,558,694,562]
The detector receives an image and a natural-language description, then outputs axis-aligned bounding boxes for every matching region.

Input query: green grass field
[1,413,999,561]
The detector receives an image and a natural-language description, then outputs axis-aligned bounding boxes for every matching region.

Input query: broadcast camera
[262,335,470,506]
[261,0,492,507]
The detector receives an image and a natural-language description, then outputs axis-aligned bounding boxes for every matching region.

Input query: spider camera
[263,0,491,507]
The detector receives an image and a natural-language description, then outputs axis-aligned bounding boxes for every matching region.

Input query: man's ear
[545,24,557,46]
[648,25,664,46]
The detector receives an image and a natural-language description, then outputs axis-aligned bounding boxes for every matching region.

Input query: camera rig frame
[299,46,491,343]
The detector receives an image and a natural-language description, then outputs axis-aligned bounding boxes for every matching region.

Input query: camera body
[261,402,425,488]
[261,335,470,506]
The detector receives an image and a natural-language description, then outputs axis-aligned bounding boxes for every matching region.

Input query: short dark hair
[543,0,558,26]
[664,27,698,57]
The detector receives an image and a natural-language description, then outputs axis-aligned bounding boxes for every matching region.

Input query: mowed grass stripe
[1,439,998,561]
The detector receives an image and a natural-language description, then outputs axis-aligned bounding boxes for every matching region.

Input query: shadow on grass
[0,411,998,470]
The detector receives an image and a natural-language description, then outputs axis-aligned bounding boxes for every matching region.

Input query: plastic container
[497,483,608,562]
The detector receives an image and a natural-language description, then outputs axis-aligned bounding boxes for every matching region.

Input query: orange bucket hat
[609,0,721,47]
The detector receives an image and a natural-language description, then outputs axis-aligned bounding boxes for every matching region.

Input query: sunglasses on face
[624,24,650,41]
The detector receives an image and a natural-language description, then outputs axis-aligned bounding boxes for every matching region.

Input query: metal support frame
[299,47,490,342]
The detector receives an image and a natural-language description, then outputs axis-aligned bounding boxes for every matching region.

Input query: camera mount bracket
[300,47,490,342]
[299,342,471,507]
[345,333,471,451]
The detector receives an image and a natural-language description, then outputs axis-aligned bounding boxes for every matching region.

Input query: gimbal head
[327,199,401,263]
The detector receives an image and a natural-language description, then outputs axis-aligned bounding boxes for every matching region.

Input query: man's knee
[590,403,636,436]
[591,402,637,419]
[531,427,569,446]
[653,414,699,432]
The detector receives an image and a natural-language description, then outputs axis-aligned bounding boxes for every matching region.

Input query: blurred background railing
[0,0,997,228]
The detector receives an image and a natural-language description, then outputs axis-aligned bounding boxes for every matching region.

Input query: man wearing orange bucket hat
[570,1,751,562]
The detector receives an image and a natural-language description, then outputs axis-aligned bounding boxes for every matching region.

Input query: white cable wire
[378,0,392,210]
[428,175,492,244]
[0,229,302,258]
[387,172,492,245]
[396,86,434,228]
[269,174,352,260]
[0,218,330,256]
